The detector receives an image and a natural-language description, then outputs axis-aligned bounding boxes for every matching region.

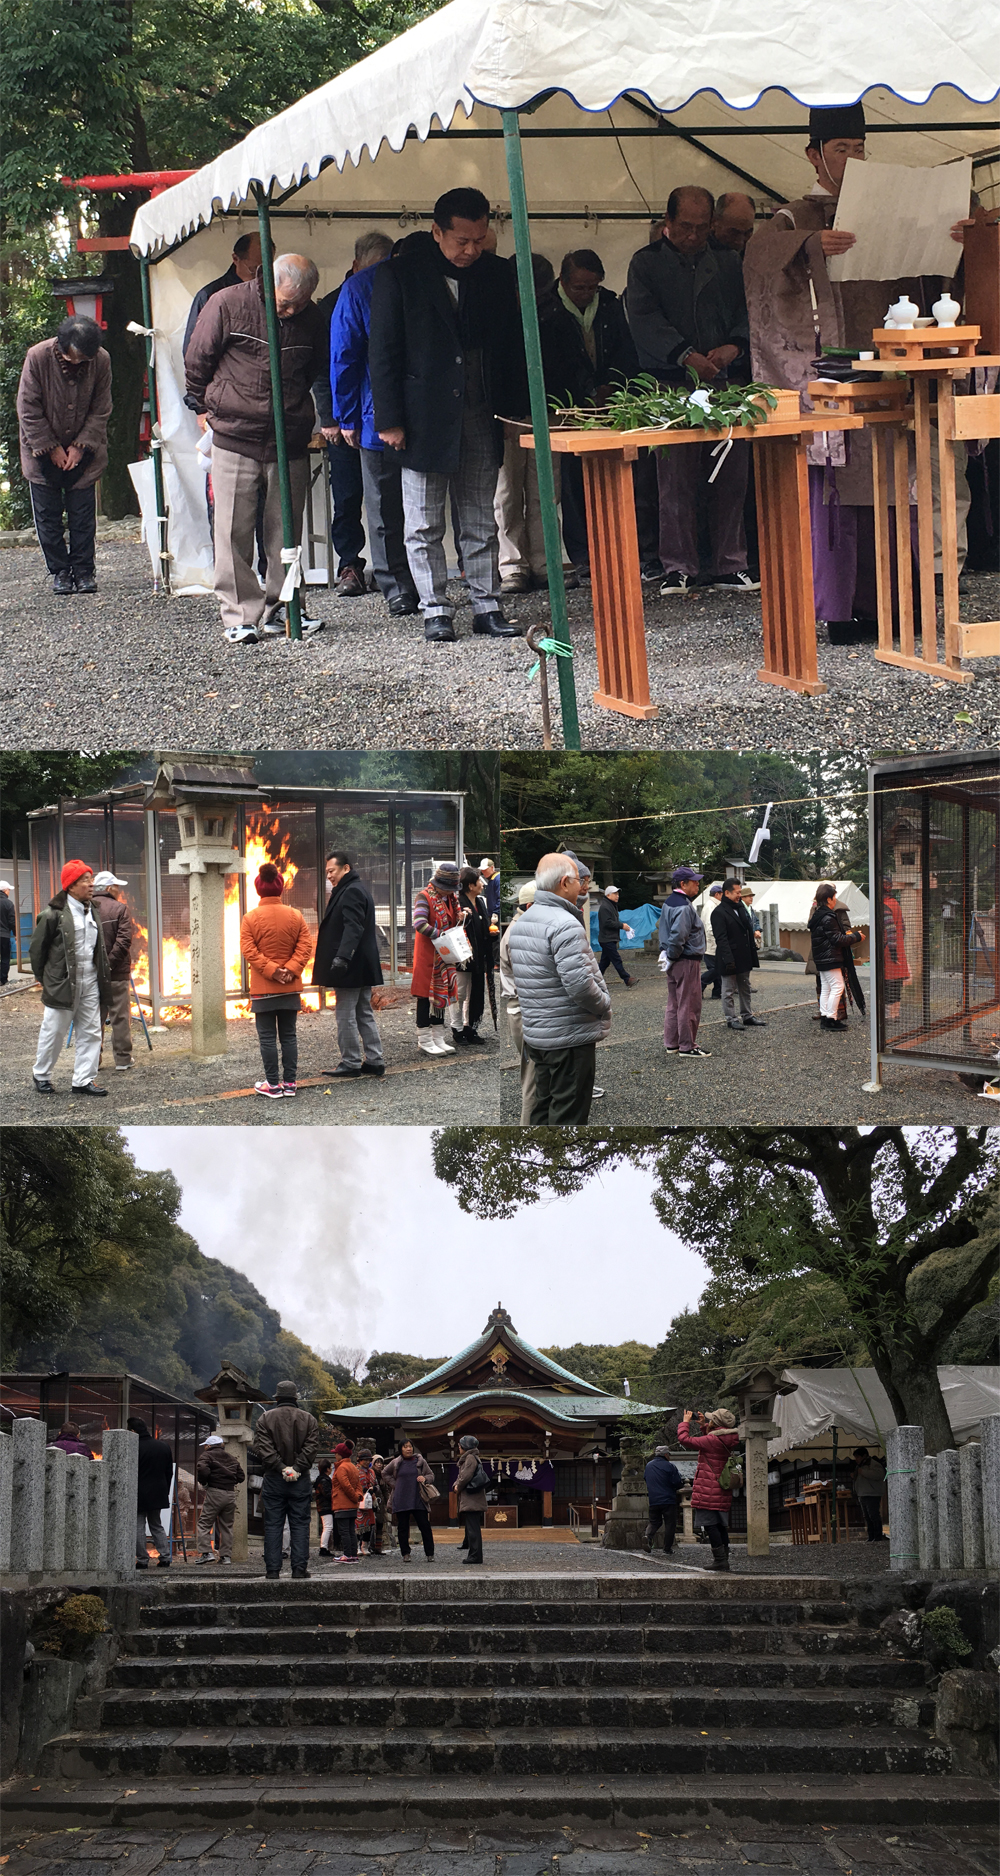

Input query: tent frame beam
[253,183,304,641]
[502,108,580,748]
[139,255,171,596]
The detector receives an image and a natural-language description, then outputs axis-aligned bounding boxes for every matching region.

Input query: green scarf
[557,283,599,366]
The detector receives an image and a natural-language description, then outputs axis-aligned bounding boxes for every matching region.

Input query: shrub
[922,1604,973,1664]
[35,1593,109,1656]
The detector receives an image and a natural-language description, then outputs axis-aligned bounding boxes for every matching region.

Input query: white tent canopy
[769,1365,1000,1455]
[130,0,999,258]
[694,879,871,933]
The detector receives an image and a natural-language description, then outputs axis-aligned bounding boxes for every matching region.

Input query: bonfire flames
[131,812,319,1023]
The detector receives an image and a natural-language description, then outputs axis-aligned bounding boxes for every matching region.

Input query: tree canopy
[432,1127,999,1453]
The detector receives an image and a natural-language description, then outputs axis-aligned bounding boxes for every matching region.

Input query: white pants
[819,968,846,1018]
[33,974,103,1086]
[319,1513,334,1550]
[451,973,473,1029]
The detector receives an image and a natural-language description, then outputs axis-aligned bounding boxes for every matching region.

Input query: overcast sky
[124,1127,707,1363]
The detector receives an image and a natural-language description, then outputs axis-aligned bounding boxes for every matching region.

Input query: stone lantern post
[731,1366,798,1558]
[194,1361,271,1563]
[147,757,263,1058]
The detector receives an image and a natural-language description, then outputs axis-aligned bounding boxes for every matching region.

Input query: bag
[465,1463,489,1496]
[433,925,473,966]
[719,1449,744,1491]
[360,1490,373,1511]
[418,1475,441,1505]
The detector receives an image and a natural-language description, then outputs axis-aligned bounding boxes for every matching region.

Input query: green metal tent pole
[253,183,303,641]
[139,255,171,596]
[501,109,580,750]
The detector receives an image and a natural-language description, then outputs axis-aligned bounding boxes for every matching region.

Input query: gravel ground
[3,541,997,752]
[499,953,992,1123]
[134,1539,885,1580]
[0,980,498,1126]
[4,1821,995,1875]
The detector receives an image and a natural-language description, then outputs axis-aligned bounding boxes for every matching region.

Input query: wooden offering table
[838,327,1000,683]
[523,397,863,721]
[786,1484,860,1545]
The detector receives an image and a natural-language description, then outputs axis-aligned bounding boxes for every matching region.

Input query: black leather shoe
[291,1569,311,1579]
[389,595,419,616]
[33,1076,57,1093]
[360,1061,385,1077]
[74,1082,108,1096]
[325,1063,362,1078]
[473,611,523,638]
[53,570,74,595]
[425,620,457,643]
[742,1016,767,1027]
[463,1026,486,1045]
[75,573,97,593]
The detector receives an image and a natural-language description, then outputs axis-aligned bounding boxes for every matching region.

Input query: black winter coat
[545,287,640,405]
[710,897,759,976]
[136,1435,174,1514]
[312,869,384,990]
[626,238,749,383]
[808,903,862,974]
[597,898,624,945]
[369,233,524,473]
[0,894,15,938]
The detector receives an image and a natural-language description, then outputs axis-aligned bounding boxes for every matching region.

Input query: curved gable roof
[398,1304,607,1398]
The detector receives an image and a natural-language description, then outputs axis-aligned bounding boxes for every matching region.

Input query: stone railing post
[917,1453,938,1570]
[86,1458,109,1573]
[43,1445,68,1573]
[886,1425,923,1572]
[981,1415,1000,1575]
[0,1434,13,1574]
[937,1449,963,1570]
[959,1442,985,1570]
[64,1455,91,1572]
[103,1428,139,1581]
[10,1418,47,1574]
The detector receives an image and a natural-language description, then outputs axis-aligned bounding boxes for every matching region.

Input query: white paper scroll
[829,156,971,282]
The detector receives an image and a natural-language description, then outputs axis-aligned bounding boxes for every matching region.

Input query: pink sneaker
[255,1080,284,1099]
[282,1082,297,1097]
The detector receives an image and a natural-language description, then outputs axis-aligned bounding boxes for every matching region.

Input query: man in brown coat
[17,316,111,595]
[91,871,135,1071]
[253,1379,320,1577]
[184,253,327,644]
[195,1435,246,1565]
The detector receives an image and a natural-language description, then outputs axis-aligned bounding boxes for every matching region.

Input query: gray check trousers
[401,404,501,618]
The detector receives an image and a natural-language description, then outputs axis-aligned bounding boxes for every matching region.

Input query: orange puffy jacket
[330,1459,363,1510]
[240,901,313,997]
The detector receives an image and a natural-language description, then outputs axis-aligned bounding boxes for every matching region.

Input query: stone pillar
[886,1425,923,1572]
[959,1443,985,1570]
[937,1448,963,1570]
[64,1456,90,1572]
[10,1418,47,1574]
[601,1447,647,1551]
[917,1454,939,1570]
[681,1493,694,1543]
[43,1446,67,1573]
[220,1426,253,1563]
[86,1459,109,1573]
[981,1415,1000,1575]
[188,868,230,1059]
[0,1433,13,1574]
[103,1428,139,1581]
[743,1430,772,1558]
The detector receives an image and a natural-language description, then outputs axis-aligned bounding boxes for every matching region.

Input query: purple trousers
[808,469,920,624]
[664,957,703,1053]
[658,439,748,577]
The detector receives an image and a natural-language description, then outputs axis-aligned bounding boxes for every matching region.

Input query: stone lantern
[194,1361,271,1562]
[147,755,263,1058]
[731,1365,798,1557]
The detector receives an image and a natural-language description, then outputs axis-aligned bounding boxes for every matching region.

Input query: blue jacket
[329,263,384,452]
[658,890,707,962]
[645,1455,683,1506]
[483,876,501,922]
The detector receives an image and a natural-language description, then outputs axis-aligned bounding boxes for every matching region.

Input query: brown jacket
[17,338,112,487]
[240,901,313,997]
[330,1459,364,1511]
[92,889,135,981]
[184,277,327,461]
[456,1449,488,1513]
[254,1402,320,1474]
[197,1446,246,1492]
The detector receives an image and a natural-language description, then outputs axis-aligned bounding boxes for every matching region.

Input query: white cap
[479,858,495,872]
[517,881,536,907]
[92,870,128,889]
[201,1433,225,1446]
[605,884,619,895]
[0,881,12,891]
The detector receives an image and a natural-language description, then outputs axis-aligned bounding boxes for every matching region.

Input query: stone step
[129,1618,880,1657]
[110,1651,926,1692]
[138,1595,852,1630]
[39,1722,951,1781]
[96,1684,936,1733]
[8,1770,996,1833]
[144,1573,850,1605]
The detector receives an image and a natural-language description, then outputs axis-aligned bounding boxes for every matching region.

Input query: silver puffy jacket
[506,889,611,1049]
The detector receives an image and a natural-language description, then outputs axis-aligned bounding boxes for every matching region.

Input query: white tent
[694,878,871,933]
[124,0,999,693]
[769,1365,1000,1454]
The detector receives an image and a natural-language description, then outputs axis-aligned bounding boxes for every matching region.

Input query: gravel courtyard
[3,539,997,752]
[499,952,995,1124]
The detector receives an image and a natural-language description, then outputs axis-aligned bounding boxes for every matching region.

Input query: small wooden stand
[524,403,862,720]
[847,328,1000,682]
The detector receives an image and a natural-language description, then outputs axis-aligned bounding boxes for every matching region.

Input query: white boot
[418,1032,444,1055]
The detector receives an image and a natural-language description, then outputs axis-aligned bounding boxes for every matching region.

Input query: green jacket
[29,891,110,1011]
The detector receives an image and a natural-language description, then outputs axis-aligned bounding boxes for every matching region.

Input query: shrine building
[333,1303,660,1527]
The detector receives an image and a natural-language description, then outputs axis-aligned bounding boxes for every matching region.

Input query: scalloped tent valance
[130,0,999,256]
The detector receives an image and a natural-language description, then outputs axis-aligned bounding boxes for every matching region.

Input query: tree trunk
[879,1354,954,1455]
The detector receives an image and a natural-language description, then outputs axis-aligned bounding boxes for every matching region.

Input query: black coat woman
[452,866,495,1046]
[807,884,863,1031]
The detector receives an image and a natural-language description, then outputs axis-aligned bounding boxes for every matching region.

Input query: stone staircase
[11,1571,997,1831]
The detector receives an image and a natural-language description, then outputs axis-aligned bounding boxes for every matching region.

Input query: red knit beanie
[254,863,284,898]
[61,860,93,891]
[333,1441,354,1459]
